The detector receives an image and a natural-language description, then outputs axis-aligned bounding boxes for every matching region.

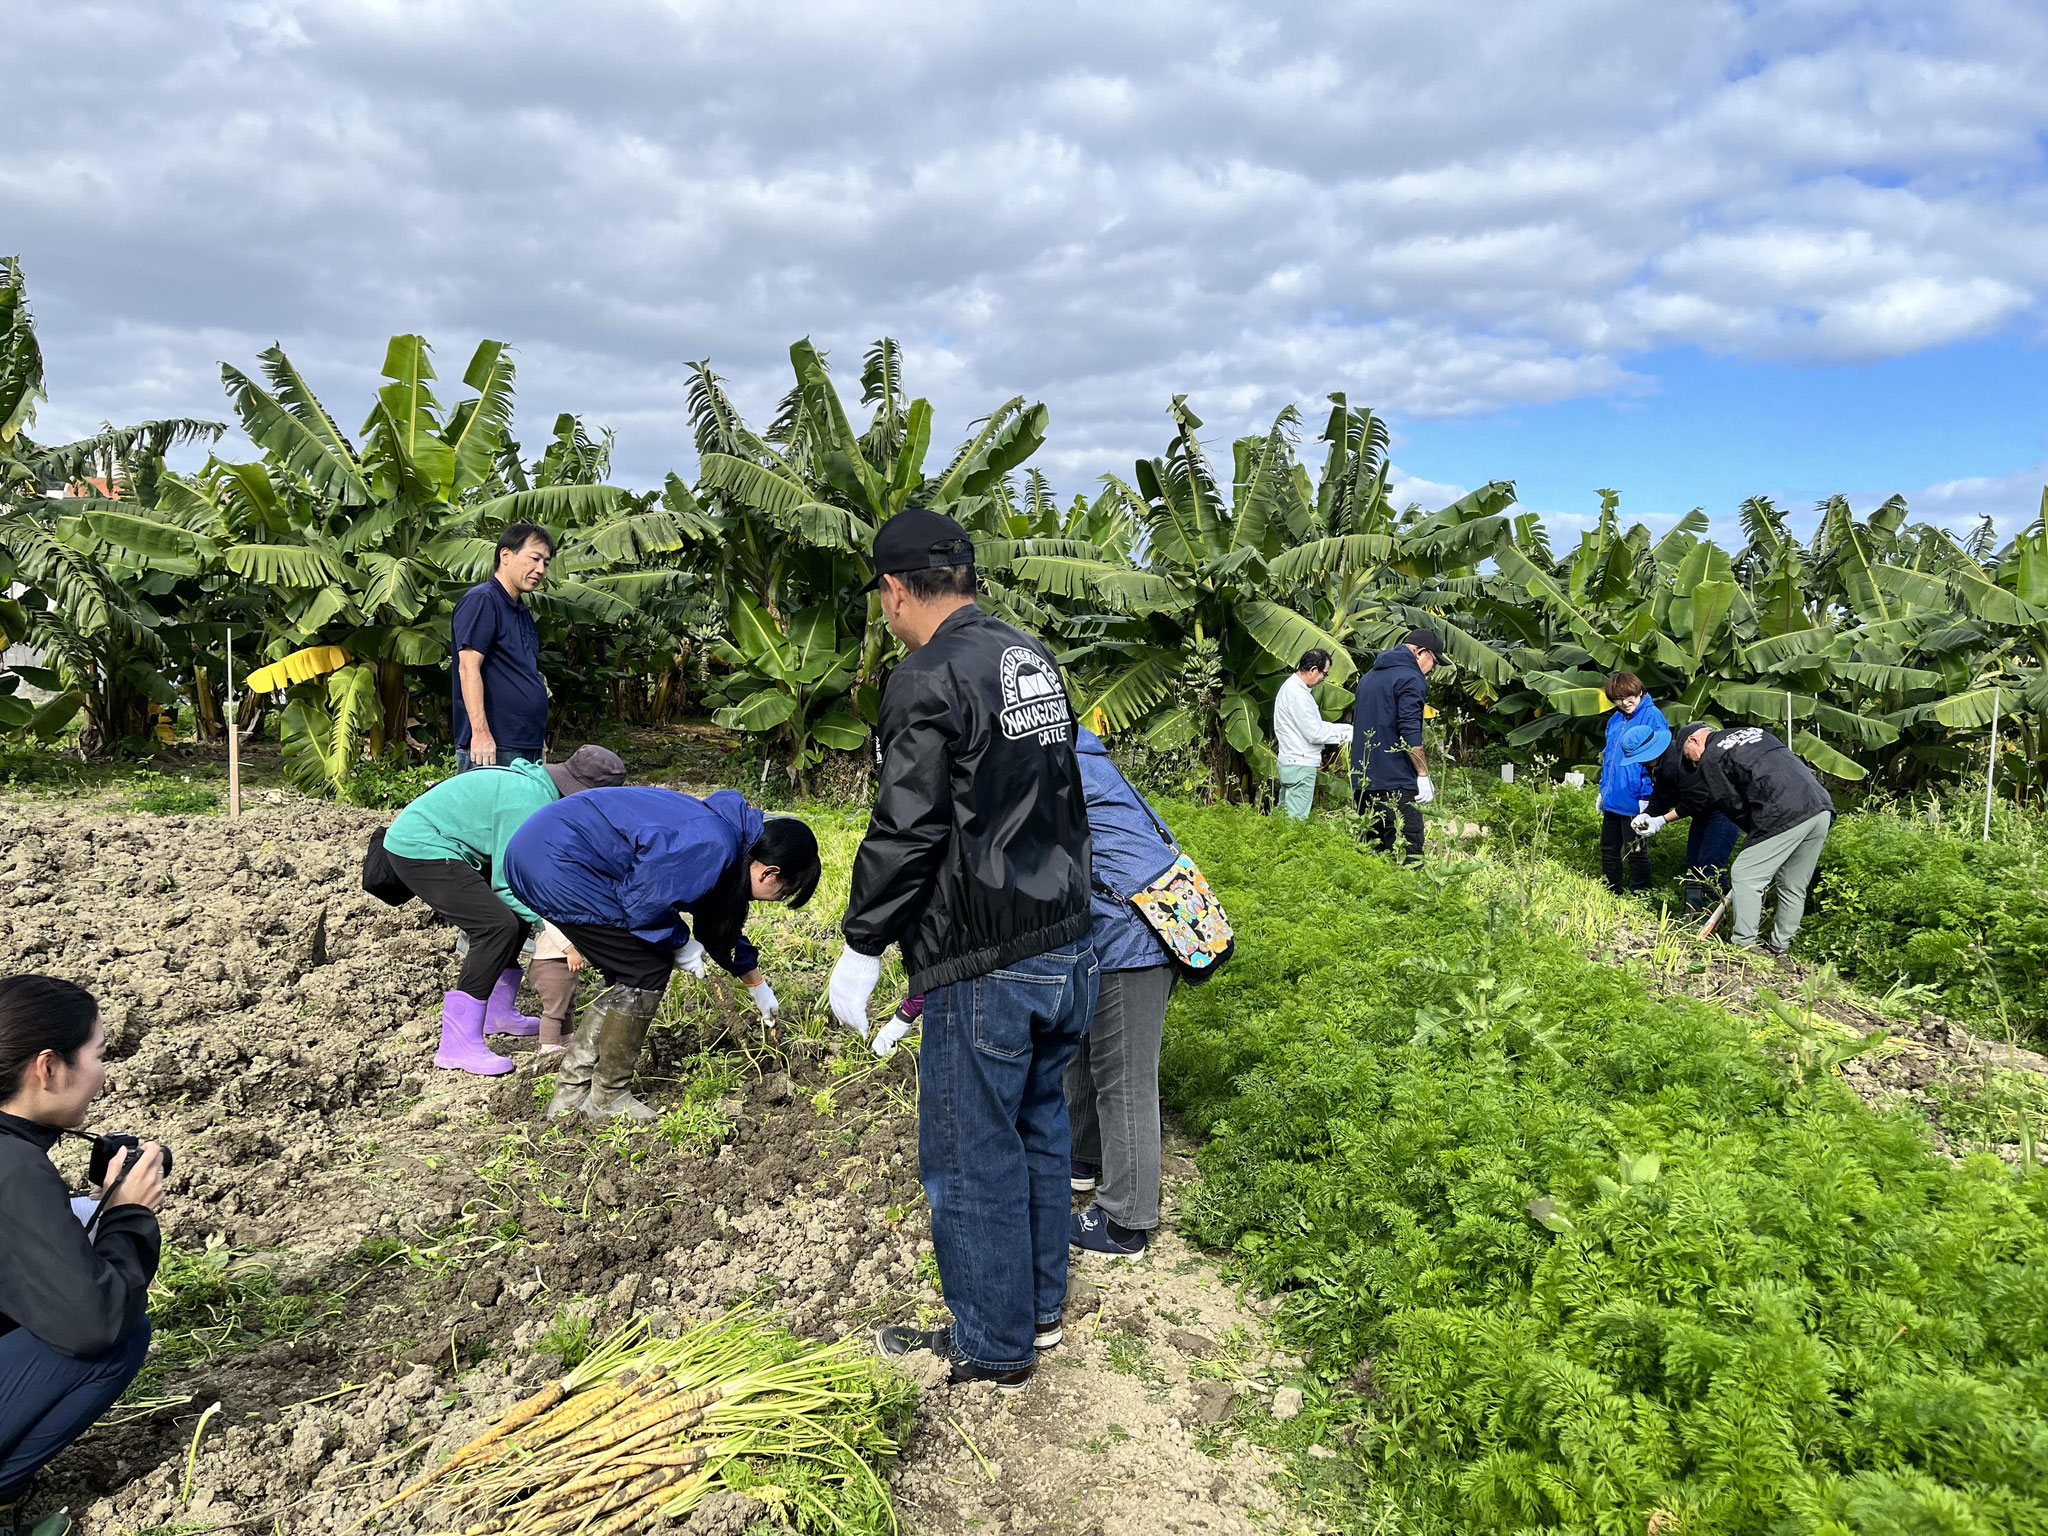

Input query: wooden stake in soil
[226,627,241,819]
[1985,685,2001,843]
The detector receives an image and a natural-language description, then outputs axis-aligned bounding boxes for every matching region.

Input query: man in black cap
[828,508,1096,1395]
[1637,724,1833,953]
[1351,628,1441,863]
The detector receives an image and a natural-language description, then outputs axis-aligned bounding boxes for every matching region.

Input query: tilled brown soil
[1,794,1291,1536]
[1600,915,2048,1162]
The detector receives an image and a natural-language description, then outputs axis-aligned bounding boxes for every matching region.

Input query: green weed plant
[1162,805,2048,1535]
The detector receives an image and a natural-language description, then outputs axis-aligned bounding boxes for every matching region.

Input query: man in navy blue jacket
[1351,628,1440,863]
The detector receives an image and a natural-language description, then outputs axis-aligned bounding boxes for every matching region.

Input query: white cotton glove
[1413,775,1436,806]
[747,979,780,1023]
[1632,813,1667,837]
[828,946,883,1039]
[675,938,708,979]
[870,1014,915,1058]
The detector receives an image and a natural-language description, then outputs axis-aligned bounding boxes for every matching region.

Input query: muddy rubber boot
[583,985,665,1124]
[484,967,541,1036]
[433,991,513,1077]
[546,995,609,1119]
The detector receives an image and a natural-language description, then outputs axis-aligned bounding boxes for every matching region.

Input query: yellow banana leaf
[245,644,352,693]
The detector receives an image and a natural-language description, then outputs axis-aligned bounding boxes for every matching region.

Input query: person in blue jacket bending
[504,788,820,1122]
[1597,671,1672,895]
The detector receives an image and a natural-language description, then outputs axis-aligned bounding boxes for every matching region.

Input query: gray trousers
[1063,964,1176,1231]
[1276,764,1317,818]
[1728,811,1832,948]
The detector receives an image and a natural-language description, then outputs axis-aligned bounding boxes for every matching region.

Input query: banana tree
[1480,492,2005,783]
[707,597,866,785]
[1,257,224,751]
[677,336,1054,782]
[88,334,663,791]
[987,393,1516,798]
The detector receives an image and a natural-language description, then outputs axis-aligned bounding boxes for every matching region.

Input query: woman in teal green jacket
[382,746,625,1076]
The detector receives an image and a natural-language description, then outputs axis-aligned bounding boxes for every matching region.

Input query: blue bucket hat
[1619,714,1672,765]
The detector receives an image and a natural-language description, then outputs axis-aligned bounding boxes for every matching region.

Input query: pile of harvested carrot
[377,1306,908,1535]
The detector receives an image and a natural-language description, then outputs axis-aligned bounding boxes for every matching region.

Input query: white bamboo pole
[226,628,241,820]
[1984,685,2000,843]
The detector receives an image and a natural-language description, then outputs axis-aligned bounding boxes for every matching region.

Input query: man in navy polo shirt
[452,522,553,770]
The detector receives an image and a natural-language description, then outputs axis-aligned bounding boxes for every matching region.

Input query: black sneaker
[1070,1204,1148,1260]
[1069,1159,1098,1192]
[873,1324,1034,1394]
[1035,1319,1063,1349]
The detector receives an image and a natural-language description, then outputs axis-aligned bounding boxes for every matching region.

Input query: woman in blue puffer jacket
[1597,672,1671,894]
[1063,729,1184,1262]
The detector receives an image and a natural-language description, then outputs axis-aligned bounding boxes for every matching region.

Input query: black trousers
[555,922,676,992]
[1356,785,1424,863]
[388,853,527,999]
[0,1319,150,1489]
[1600,810,1652,894]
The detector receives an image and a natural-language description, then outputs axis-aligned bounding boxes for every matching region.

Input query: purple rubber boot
[434,991,514,1076]
[484,969,541,1036]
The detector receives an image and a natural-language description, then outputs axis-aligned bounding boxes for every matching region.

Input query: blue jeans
[456,748,539,773]
[0,1320,152,1489]
[919,945,1099,1373]
[1685,812,1743,899]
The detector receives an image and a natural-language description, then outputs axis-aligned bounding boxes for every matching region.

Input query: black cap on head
[861,508,976,593]
[1403,628,1444,660]
[545,745,627,796]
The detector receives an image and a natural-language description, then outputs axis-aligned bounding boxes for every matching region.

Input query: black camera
[86,1132,173,1187]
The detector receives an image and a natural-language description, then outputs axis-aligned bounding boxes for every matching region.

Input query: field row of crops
[6,256,2048,808]
[1161,801,2048,1535]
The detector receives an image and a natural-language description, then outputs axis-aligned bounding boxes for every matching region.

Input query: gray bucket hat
[545,745,627,796]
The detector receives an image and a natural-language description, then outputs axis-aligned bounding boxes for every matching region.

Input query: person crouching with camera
[0,976,164,1536]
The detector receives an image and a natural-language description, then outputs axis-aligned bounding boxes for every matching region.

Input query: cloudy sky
[8,0,2048,540]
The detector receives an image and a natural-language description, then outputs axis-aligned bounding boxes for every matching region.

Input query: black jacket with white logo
[1645,740,1728,826]
[843,604,1093,994]
[1690,727,1834,842]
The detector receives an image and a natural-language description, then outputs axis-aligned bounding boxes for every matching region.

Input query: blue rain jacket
[1075,729,1181,973]
[503,786,764,974]
[1599,696,1671,815]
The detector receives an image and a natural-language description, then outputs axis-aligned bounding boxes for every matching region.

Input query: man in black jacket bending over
[828,509,1097,1394]
[1637,725,1834,953]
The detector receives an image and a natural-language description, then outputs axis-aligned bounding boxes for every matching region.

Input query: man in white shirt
[1272,649,1353,818]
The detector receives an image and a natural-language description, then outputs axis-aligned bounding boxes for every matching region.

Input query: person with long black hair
[0,977,164,1536]
[503,788,819,1122]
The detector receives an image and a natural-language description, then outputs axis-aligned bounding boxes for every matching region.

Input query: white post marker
[1501,762,1514,784]
[1984,685,2000,844]
[226,628,241,820]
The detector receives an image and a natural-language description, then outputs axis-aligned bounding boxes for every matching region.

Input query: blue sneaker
[1070,1204,1148,1260]
[1069,1159,1098,1192]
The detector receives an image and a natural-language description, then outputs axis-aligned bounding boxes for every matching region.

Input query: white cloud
[4,0,2048,492]
[1906,463,2048,538]
[1387,471,1471,513]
